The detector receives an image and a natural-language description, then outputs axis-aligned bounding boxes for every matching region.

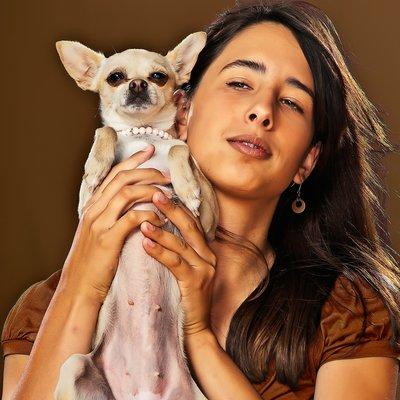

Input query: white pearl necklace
[116,126,174,140]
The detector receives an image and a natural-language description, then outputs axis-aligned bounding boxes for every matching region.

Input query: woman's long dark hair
[183,0,400,389]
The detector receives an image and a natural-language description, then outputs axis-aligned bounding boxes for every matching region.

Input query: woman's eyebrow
[218,58,314,100]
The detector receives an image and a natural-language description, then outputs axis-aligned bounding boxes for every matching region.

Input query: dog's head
[55,32,206,130]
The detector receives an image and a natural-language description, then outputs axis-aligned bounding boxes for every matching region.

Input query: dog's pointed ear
[165,32,206,86]
[55,41,105,92]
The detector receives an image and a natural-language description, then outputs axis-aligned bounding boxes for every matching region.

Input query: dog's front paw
[78,157,113,218]
[78,172,108,219]
[78,179,94,218]
[168,144,203,217]
[84,158,111,191]
[174,182,202,217]
[185,185,202,216]
[84,173,100,191]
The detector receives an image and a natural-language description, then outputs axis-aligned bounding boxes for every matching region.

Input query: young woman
[2,1,400,399]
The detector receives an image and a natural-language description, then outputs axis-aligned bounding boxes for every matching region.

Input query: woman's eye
[106,71,126,86]
[225,81,304,114]
[281,98,303,114]
[226,81,250,90]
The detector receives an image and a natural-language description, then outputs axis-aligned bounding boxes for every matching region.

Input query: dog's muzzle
[126,79,151,106]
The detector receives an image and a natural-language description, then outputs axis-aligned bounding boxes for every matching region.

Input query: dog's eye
[151,72,166,80]
[106,72,126,86]
[149,72,168,86]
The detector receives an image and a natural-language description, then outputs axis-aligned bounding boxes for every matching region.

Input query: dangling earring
[291,182,306,214]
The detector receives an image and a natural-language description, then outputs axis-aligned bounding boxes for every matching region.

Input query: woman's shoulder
[1,269,62,358]
[311,273,400,369]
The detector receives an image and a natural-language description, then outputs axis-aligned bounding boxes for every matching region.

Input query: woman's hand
[140,190,218,337]
[59,144,172,305]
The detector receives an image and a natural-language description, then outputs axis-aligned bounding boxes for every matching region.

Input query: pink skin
[100,201,197,399]
[93,22,322,399]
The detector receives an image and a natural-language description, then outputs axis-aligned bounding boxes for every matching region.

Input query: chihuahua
[53,32,218,399]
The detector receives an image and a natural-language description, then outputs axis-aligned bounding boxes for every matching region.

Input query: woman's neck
[213,190,278,252]
[208,189,278,282]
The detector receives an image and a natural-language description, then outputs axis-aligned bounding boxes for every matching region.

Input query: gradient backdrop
[1,0,399,392]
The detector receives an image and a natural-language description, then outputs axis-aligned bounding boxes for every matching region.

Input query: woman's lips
[227,140,272,160]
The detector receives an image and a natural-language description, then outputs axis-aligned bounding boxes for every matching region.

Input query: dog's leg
[189,154,219,242]
[78,126,117,218]
[168,145,219,241]
[54,353,115,400]
[168,144,201,217]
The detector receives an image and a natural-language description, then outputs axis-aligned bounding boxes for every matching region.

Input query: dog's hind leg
[54,353,115,400]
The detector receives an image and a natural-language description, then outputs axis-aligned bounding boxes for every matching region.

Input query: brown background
[1,0,399,393]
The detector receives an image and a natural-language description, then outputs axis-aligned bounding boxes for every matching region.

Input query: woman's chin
[206,171,268,199]
[194,149,274,198]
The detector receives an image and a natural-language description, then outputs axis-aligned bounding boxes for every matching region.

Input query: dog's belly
[97,201,196,399]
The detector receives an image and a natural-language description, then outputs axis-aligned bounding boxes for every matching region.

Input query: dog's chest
[115,133,185,172]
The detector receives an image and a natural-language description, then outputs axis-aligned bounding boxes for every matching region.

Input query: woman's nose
[245,97,274,129]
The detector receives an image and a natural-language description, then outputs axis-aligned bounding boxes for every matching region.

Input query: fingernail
[144,238,156,247]
[155,192,169,204]
[146,221,156,231]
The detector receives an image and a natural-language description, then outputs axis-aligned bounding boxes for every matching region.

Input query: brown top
[2,269,399,399]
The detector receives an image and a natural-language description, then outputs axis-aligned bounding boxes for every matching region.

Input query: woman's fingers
[61,144,178,306]
[171,200,204,234]
[98,145,156,192]
[139,205,217,337]
[152,191,217,267]
[106,209,166,245]
[140,221,212,280]
[84,144,169,210]
[95,185,168,228]
[84,167,171,219]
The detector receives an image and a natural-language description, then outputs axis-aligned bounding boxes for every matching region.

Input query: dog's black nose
[129,79,148,93]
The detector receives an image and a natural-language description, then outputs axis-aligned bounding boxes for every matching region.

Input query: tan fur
[55,32,213,400]
[78,126,117,218]
[190,154,220,241]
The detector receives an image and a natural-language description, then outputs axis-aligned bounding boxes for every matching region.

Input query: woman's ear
[173,89,191,141]
[293,141,322,184]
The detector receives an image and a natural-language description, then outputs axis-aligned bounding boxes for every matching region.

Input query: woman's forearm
[184,329,262,400]
[12,280,101,400]
[11,289,261,400]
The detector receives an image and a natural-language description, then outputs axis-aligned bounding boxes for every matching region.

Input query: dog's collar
[116,126,174,140]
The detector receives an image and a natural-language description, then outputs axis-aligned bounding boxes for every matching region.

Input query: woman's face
[178,21,320,202]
